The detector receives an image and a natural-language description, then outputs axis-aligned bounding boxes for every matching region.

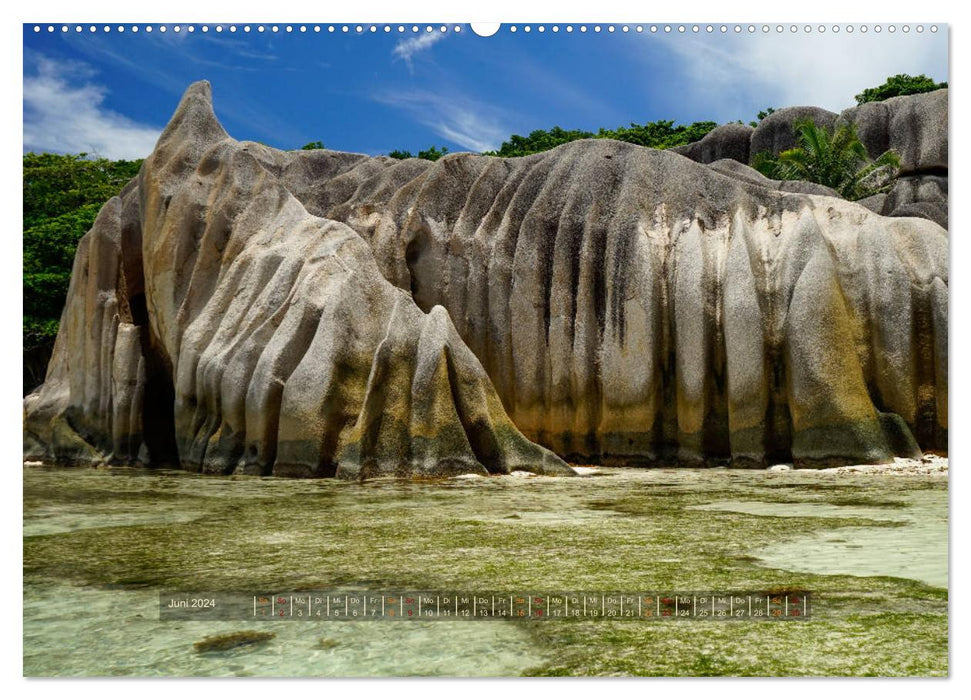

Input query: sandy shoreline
[25,457,948,479]
[791,454,948,476]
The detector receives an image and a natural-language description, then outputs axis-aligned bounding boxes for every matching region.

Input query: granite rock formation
[24,82,948,475]
[706,159,841,198]
[673,90,949,229]
[842,89,949,228]
[22,83,573,479]
[670,123,754,165]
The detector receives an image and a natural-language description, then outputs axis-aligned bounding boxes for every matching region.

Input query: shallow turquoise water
[691,494,948,588]
[23,583,545,676]
[23,463,948,677]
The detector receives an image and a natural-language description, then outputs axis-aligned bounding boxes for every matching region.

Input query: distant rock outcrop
[23,82,948,475]
[670,123,754,165]
[706,159,841,198]
[841,89,948,228]
[672,90,949,229]
[840,89,947,175]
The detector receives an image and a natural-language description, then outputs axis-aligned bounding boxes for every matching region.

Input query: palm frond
[748,117,901,201]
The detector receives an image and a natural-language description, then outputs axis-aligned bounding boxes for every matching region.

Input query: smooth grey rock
[670,123,753,164]
[707,159,841,198]
[840,89,948,175]
[857,193,889,216]
[885,174,948,229]
[838,91,948,229]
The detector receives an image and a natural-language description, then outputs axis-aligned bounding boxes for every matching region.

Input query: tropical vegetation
[751,118,901,200]
[487,119,718,158]
[855,73,947,105]
[389,145,449,161]
[23,153,143,392]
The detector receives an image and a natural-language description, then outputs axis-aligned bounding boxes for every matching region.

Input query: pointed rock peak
[153,80,230,155]
[180,80,214,108]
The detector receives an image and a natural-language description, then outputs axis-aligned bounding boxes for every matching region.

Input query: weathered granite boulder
[858,174,948,229]
[839,89,948,176]
[706,159,841,198]
[24,82,948,473]
[842,90,948,228]
[670,123,753,165]
[750,106,839,158]
[684,92,948,229]
[23,82,574,479]
[325,140,945,468]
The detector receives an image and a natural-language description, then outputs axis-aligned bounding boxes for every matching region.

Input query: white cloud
[655,30,948,120]
[373,90,512,152]
[23,55,162,160]
[392,32,445,71]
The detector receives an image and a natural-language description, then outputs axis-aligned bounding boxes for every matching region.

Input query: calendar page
[21,16,949,679]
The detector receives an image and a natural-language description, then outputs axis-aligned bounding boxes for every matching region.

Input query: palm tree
[751,118,901,201]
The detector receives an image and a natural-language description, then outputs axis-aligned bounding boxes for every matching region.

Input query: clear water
[23,583,544,677]
[692,493,948,587]
[23,463,948,677]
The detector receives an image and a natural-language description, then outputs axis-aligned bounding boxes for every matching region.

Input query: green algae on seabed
[193,631,275,653]
[23,464,948,677]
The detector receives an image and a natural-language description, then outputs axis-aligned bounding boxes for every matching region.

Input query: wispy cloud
[372,89,512,152]
[24,54,161,159]
[392,32,445,71]
[652,31,948,121]
[194,33,280,64]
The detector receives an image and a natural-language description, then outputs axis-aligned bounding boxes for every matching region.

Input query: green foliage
[749,107,776,127]
[601,120,717,149]
[387,146,449,161]
[855,74,947,105]
[486,126,595,157]
[752,118,901,200]
[23,153,142,390]
[23,152,141,230]
[487,120,717,158]
[416,146,449,161]
[300,141,326,150]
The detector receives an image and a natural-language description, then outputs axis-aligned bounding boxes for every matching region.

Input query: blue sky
[23,23,949,160]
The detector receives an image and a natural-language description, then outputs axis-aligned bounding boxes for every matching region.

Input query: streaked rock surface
[24,82,948,474]
[23,82,572,479]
